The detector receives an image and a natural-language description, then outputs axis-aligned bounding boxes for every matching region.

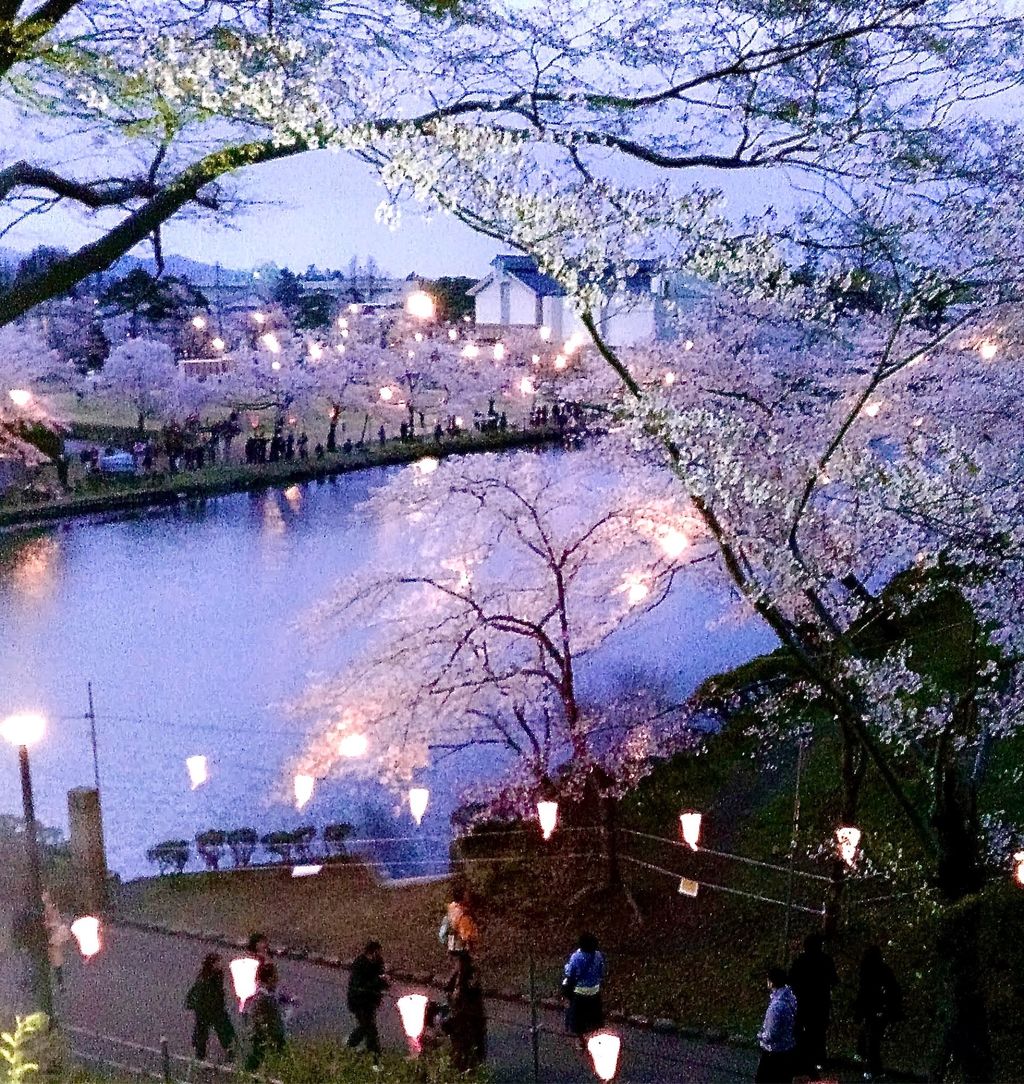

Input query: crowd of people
[181,888,609,1076]
[756,935,904,1084]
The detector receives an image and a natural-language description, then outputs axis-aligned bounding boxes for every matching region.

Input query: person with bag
[756,966,797,1083]
[561,932,606,1049]
[346,940,390,1066]
[439,885,479,955]
[185,953,236,1062]
[245,962,286,1072]
[444,950,487,1071]
[853,945,903,1082]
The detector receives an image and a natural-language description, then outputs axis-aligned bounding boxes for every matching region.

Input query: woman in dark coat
[854,945,903,1081]
[185,953,236,1061]
[444,950,487,1071]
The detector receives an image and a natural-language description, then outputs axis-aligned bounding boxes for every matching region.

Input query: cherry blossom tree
[296,445,699,877]
[0,323,67,462]
[99,337,183,434]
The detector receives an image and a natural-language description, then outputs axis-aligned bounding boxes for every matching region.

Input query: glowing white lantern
[519,376,536,396]
[619,575,649,605]
[677,877,699,898]
[308,342,324,360]
[538,325,551,342]
[409,787,429,826]
[553,355,567,370]
[70,916,102,959]
[8,389,32,407]
[461,343,480,359]
[531,354,541,365]
[397,993,429,1041]
[379,386,395,402]
[1014,851,1024,886]
[260,332,281,354]
[683,339,694,351]
[414,457,439,475]
[538,800,559,840]
[211,337,226,352]
[979,339,999,360]
[587,1032,621,1081]
[337,733,369,758]
[348,303,361,314]
[448,328,458,340]
[563,331,587,355]
[294,773,315,809]
[229,957,259,1009]
[414,332,424,343]
[659,529,688,559]
[271,360,282,371]
[0,712,45,747]
[252,312,266,326]
[454,416,464,428]
[405,290,436,321]
[291,864,322,878]
[663,371,676,387]
[835,825,862,867]
[186,755,208,790]
[191,315,207,330]
[862,400,882,418]
[679,811,702,851]
[337,317,349,329]
[493,342,506,361]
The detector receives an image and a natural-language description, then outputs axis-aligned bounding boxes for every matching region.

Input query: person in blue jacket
[562,932,607,1047]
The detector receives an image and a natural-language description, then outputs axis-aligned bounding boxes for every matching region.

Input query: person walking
[185,953,236,1062]
[444,949,487,1071]
[756,966,797,1083]
[440,886,479,956]
[854,945,903,1082]
[789,932,838,1073]
[42,891,70,992]
[346,940,389,1065]
[245,962,286,1071]
[562,932,607,1048]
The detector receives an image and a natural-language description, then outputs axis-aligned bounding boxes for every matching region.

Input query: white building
[467,255,702,347]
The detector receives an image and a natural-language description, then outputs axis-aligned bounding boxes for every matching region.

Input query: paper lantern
[379,386,394,402]
[70,916,102,959]
[229,957,260,1009]
[587,1032,621,1081]
[405,290,436,321]
[186,755,208,789]
[291,864,323,878]
[337,733,368,758]
[294,773,315,809]
[415,458,439,476]
[677,878,699,898]
[409,787,429,826]
[396,993,428,1041]
[835,826,862,867]
[191,315,207,330]
[8,389,32,408]
[519,376,536,395]
[979,339,999,360]
[679,811,701,851]
[537,800,559,840]
[493,342,506,361]
[1013,851,1024,886]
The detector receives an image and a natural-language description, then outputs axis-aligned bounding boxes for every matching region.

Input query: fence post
[160,1035,171,1082]
[529,950,540,1084]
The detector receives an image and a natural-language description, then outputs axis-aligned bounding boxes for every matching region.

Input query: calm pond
[0,456,773,879]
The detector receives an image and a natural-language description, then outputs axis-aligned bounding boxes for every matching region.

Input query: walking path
[53,925,757,1083]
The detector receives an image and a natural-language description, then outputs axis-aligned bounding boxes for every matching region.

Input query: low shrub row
[146,823,354,875]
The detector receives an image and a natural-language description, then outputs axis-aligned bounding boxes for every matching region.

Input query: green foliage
[322,822,353,858]
[0,1013,48,1082]
[425,276,476,322]
[293,290,336,330]
[99,270,208,331]
[266,1038,489,1084]
[146,839,190,875]
[272,268,304,310]
[260,828,316,864]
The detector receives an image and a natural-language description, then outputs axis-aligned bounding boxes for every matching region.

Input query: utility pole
[86,682,100,794]
[782,738,806,964]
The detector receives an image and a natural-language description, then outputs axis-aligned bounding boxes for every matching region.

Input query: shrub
[266,1038,489,1084]
[261,830,298,864]
[293,825,317,862]
[226,827,258,868]
[322,822,354,859]
[195,829,227,871]
[145,840,190,875]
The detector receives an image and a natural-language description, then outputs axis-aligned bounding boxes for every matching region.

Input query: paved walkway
[48,925,756,1083]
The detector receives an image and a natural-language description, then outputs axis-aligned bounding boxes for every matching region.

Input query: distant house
[178,356,233,380]
[467,255,703,347]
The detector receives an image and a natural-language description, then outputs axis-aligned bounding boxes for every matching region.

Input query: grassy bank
[0,427,562,530]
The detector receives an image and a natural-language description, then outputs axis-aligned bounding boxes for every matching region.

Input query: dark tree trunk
[932,753,992,1082]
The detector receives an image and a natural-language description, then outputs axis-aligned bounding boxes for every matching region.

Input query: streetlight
[405,290,436,321]
[1,712,53,1019]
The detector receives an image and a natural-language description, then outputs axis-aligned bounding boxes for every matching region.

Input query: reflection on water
[0,463,774,879]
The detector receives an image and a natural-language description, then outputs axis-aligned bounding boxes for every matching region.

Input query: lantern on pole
[1013,851,1024,886]
[396,993,429,1044]
[537,800,559,841]
[679,811,702,851]
[229,957,260,1009]
[294,773,315,810]
[186,755,208,790]
[70,916,102,959]
[587,1032,621,1081]
[835,826,862,867]
[409,787,429,826]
